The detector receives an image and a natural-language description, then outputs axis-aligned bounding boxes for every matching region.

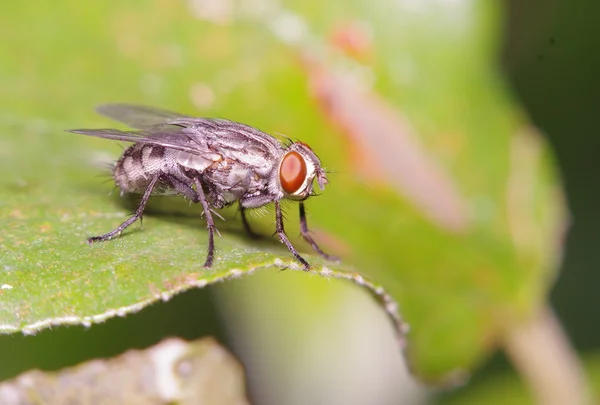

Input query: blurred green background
[0,0,598,404]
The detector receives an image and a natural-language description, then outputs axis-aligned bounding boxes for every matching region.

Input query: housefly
[68,104,337,269]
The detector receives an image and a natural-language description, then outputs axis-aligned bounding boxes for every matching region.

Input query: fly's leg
[240,206,260,239]
[299,202,339,262]
[88,175,160,243]
[275,201,310,270]
[194,178,216,268]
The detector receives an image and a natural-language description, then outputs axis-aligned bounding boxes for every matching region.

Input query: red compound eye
[279,151,307,194]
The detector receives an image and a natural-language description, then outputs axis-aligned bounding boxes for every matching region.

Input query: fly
[68,104,338,269]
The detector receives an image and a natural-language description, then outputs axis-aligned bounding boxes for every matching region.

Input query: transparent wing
[96,104,193,129]
[67,127,203,155]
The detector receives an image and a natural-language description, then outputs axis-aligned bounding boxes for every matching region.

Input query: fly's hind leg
[299,202,339,262]
[87,175,160,243]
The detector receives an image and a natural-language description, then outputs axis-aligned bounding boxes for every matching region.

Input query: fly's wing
[67,126,204,155]
[96,104,193,129]
[69,104,205,154]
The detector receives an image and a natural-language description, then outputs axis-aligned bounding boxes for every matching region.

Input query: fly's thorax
[177,147,277,206]
[275,142,328,200]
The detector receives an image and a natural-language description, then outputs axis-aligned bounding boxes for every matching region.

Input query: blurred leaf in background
[0,337,249,405]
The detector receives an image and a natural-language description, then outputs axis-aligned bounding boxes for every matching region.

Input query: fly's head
[277,142,328,201]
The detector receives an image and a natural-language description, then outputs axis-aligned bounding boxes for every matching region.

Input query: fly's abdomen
[113,144,169,193]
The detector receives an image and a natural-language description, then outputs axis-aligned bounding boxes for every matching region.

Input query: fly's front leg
[275,201,310,270]
[87,175,160,243]
[194,178,216,268]
[299,202,339,262]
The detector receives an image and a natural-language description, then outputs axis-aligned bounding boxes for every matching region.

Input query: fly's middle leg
[87,175,160,243]
[275,201,310,270]
[194,178,216,268]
